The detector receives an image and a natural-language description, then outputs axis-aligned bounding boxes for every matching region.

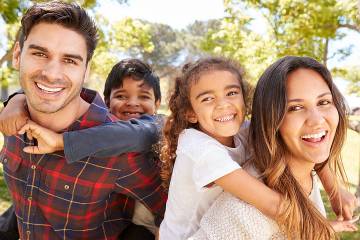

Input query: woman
[189,56,357,240]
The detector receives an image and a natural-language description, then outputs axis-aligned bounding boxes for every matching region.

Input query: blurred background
[0,0,359,238]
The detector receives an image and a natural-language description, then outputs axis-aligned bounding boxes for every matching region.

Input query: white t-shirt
[159,125,249,240]
[189,173,326,240]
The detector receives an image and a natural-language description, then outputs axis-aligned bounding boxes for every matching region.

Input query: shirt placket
[22,140,42,240]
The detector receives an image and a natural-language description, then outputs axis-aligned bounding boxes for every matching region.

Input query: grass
[0,128,358,238]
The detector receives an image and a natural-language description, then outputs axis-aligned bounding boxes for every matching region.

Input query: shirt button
[26,230,31,235]
[31,165,36,170]
[64,185,70,190]
[3,158,7,164]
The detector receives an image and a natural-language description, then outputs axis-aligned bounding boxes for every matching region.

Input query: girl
[159,57,283,239]
[190,56,358,240]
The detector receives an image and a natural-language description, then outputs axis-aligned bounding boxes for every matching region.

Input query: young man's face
[108,77,160,120]
[13,23,88,114]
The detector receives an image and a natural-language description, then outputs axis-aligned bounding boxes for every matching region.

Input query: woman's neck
[287,156,315,196]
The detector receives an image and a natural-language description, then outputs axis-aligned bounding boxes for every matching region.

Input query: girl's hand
[329,218,358,232]
[330,188,359,220]
[18,120,64,154]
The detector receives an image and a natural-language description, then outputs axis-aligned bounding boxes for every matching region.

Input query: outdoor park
[0,0,360,239]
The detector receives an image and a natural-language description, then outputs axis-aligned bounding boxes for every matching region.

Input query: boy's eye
[140,95,151,100]
[115,95,127,100]
[288,105,303,112]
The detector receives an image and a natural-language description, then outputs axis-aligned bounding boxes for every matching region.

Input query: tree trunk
[323,38,329,67]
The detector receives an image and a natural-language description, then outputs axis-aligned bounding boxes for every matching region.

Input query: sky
[1,0,359,107]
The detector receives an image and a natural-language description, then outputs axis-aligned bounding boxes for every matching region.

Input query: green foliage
[333,66,360,96]
[201,0,360,88]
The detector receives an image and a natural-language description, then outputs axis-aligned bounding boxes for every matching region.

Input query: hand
[18,120,64,154]
[330,187,359,220]
[0,94,29,136]
[329,219,358,232]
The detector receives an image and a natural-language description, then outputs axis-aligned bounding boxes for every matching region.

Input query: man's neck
[28,97,90,132]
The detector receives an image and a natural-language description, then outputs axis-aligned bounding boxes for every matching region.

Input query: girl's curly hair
[160,57,252,190]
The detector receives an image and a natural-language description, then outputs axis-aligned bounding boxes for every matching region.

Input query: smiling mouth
[123,112,143,116]
[301,130,327,143]
[214,114,236,122]
[36,82,64,93]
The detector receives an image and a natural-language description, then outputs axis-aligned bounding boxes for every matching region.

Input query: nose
[306,108,325,127]
[126,97,140,107]
[216,97,231,109]
[41,60,63,82]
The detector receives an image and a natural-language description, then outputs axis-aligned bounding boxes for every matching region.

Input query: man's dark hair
[19,1,98,63]
[103,58,161,107]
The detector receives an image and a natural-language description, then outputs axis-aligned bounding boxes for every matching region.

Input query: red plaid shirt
[1,89,167,240]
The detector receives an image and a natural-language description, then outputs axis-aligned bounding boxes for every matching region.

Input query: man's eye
[64,58,76,65]
[33,52,46,58]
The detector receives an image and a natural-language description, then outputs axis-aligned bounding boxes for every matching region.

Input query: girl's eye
[227,91,239,96]
[288,105,303,112]
[201,96,213,102]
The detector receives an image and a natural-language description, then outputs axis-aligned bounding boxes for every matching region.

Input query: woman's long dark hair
[250,56,348,239]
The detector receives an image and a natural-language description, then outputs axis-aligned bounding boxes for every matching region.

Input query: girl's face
[188,70,245,147]
[279,68,339,170]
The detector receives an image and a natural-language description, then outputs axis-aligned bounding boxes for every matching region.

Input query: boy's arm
[317,164,358,220]
[214,168,282,220]
[63,115,161,163]
[0,92,28,136]
[18,116,161,164]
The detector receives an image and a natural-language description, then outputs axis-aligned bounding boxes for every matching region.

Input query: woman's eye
[319,99,332,106]
[140,95,151,100]
[288,105,303,112]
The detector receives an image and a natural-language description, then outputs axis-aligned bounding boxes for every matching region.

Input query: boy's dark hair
[19,1,98,63]
[103,58,161,106]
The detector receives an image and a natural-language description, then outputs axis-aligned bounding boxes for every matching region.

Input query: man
[1,1,166,239]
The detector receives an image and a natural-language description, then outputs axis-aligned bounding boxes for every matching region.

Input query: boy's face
[108,77,160,121]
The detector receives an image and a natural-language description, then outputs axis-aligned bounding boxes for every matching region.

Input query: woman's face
[279,68,339,168]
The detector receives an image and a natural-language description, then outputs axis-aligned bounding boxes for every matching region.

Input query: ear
[186,110,198,124]
[154,100,161,113]
[84,61,91,83]
[12,42,21,70]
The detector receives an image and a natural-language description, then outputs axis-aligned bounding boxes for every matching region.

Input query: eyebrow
[195,84,241,100]
[288,92,332,103]
[28,44,83,62]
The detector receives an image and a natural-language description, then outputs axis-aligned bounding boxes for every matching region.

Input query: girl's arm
[214,168,282,219]
[317,164,358,220]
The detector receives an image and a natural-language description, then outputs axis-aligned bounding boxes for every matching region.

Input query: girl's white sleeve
[189,141,241,191]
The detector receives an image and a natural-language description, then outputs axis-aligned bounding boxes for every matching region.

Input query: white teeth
[36,83,63,93]
[215,115,235,122]
[302,131,326,139]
